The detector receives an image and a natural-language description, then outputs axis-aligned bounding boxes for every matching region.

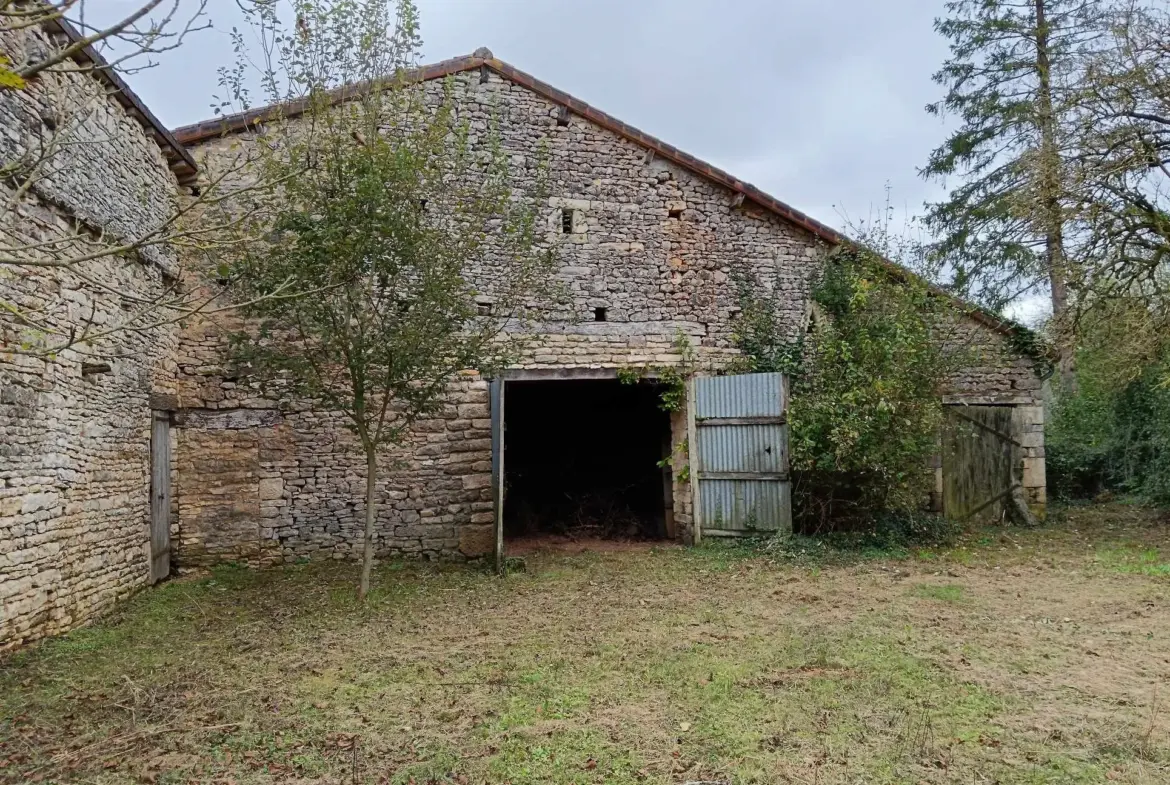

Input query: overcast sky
[106,0,1043,319]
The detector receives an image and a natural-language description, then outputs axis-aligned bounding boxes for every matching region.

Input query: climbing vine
[657,437,691,484]
[1004,323,1056,380]
[617,331,698,412]
[729,272,804,377]
[618,332,698,484]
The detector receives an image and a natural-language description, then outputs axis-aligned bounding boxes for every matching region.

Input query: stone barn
[1,39,1047,650]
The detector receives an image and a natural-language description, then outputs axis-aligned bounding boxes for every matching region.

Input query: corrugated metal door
[149,410,171,583]
[689,372,790,538]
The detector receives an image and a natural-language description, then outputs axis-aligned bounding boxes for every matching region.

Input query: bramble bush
[1047,334,1170,506]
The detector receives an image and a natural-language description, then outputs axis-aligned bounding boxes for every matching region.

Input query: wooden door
[489,377,505,574]
[149,410,171,583]
[941,405,1020,521]
[689,372,790,539]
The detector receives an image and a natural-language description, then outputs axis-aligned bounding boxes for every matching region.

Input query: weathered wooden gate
[689,372,791,539]
[941,404,1021,521]
[149,410,172,583]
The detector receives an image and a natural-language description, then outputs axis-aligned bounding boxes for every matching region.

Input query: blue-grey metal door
[690,372,790,538]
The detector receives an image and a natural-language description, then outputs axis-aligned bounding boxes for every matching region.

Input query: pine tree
[923,0,1103,392]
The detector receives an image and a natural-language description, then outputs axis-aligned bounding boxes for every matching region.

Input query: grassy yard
[2,503,1169,784]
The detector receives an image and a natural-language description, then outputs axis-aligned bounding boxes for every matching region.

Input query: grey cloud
[105,0,957,234]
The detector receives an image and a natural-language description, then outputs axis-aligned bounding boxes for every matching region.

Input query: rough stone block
[461,474,491,490]
[458,524,495,557]
[258,478,285,500]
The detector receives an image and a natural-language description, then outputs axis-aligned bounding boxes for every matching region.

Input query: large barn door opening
[689,372,791,539]
[149,410,172,583]
[500,378,672,548]
[941,404,1021,521]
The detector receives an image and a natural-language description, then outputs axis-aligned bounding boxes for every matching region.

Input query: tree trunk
[359,442,377,600]
[1034,0,1078,395]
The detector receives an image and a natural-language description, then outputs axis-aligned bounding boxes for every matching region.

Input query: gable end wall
[171,68,1045,565]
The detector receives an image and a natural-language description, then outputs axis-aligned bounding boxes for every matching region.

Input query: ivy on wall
[617,331,696,413]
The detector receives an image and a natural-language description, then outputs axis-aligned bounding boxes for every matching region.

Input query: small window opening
[478,301,493,316]
[556,107,570,127]
[561,209,574,233]
[668,208,683,219]
[593,307,607,322]
[419,198,428,210]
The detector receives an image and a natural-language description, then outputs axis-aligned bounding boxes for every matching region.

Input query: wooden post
[149,410,172,583]
[687,377,702,545]
[490,378,505,575]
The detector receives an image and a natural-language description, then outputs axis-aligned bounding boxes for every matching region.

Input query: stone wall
[173,66,1047,564]
[937,312,1048,512]
[0,26,182,650]
[0,46,1051,652]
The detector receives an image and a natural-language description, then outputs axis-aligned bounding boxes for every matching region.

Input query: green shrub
[735,246,949,535]
[1046,298,1170,508]
[1048,353,1170,506]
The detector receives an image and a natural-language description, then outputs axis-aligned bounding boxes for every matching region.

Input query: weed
[910,584,966,602]
[1097,545,1170,576]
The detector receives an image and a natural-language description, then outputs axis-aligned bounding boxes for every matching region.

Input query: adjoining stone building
[1,40,1047,651]
[1,21,197,650]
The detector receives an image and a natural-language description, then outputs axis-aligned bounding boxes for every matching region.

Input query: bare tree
[1,1,210,87]
[1073,0,1170,332]
[1,1,302,357]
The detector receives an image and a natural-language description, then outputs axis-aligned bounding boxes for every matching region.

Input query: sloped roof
[172,49,1029,341]
[49,19,199,186]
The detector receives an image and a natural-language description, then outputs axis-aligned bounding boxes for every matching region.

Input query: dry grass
[2,502,1169,784]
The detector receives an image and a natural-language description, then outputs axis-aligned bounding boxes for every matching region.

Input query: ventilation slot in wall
[668,208,683,220]
[556,107,570,127]
[593,307,607,322]
[561,209,574,234]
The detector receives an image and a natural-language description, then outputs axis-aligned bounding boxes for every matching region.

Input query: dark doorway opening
[504,379,672,542]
